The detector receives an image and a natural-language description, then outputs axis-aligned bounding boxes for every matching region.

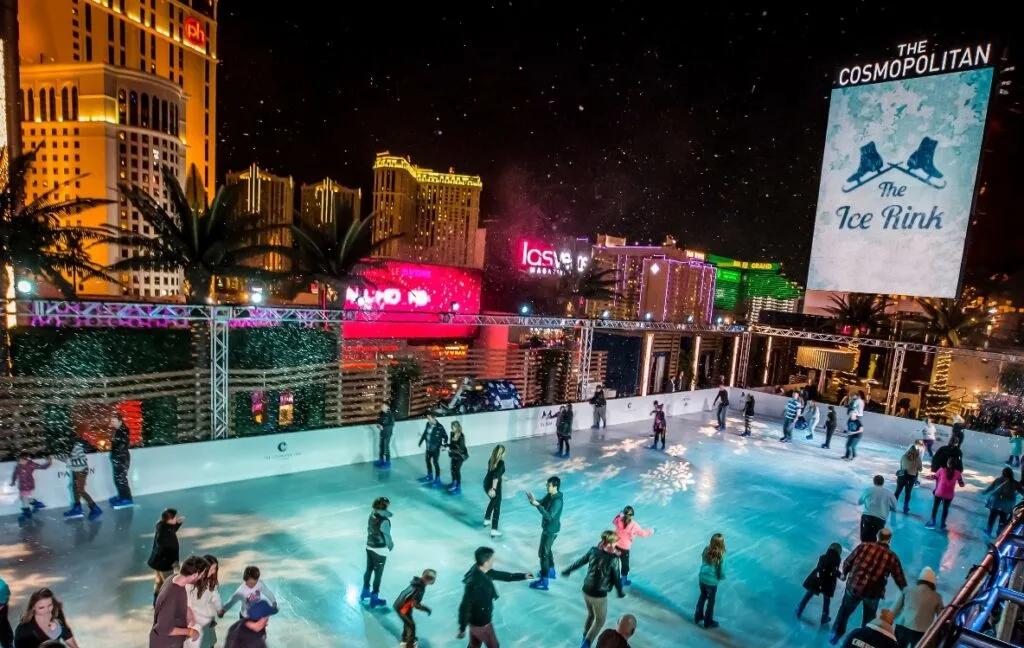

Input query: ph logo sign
[184,17,207,48]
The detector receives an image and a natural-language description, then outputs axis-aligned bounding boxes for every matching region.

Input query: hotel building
[299,177,360,238]
[17,0,217,297]
[371,152,485,269]
[224,163,294,273]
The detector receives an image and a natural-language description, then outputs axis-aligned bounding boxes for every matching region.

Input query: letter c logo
[277,442,287,452]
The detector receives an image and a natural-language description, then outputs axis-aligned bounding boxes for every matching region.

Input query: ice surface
[0,410,1002,647]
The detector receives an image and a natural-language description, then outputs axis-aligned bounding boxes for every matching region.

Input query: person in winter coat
[1008,428,1023,468]
[147,508,185,607]
[930,437,963,473]
[108,410,134,508]
[527,476,564,591]
[843,392,866,460]
[392,569,436,648]
[893,567,943,648]
[650,403,667,450]
[14,588,82,648]
[841,608,898,648]
[61,437,100,521]
[859,475,897,543]
[150,555,208,648]
[483,446,506,537]
[982,468,1023,537]
[742,394,755,437]
[796,542,842,625]
[562,530,626,648]
[185,555,225,648]
[823,406,837,449]
[448,422,469,494]
[712,382,729,431]
[590,385,607,429]
[223,599,276,648]
[9,454,51,523]
[950,414,966,448]
[456,547,532,647]
[829,528,907,645]
[418,412,448,488]
[556,403,574,457]
[894,445,924,514]
[374,403,395,469]
[925,459,965,530]
[920,417,938,459]
[695,533,726,630]
[360,497,393,608]
[611,506,653,587]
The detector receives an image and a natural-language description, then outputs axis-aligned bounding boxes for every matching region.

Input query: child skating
[418,412,448,488]
[393,569,436,648]
[61,436,101,520]
[695,533,726,629]
[1008,428,1022,468]
[611,506,653,586]
[742,394,755,436]
[822,406,837,449]
[796,542,842,625]
[650,403,666,450]
[362,496,393,608]
[224,566,278,618]
[921,416,938,459]
[9,453,51,523]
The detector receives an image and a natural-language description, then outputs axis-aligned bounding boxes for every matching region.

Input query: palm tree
[822,293,891,336]
[0,146,113,374]
[544,265,619,316]
[105,164,291,303]
[912,298,992,420]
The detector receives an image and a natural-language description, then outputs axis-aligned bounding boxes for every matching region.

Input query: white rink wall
[730,387,1011,466]
[2,386,1009,515]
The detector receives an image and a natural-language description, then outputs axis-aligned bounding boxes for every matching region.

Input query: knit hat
[918,567,936,585]
[246,599,278,621]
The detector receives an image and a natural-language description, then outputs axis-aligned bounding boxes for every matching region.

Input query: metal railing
[919,503,1024,647]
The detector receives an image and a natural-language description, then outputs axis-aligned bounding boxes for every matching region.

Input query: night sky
[217,3,1021,288]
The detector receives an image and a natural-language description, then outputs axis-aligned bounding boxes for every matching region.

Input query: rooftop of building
[373,152,483,188]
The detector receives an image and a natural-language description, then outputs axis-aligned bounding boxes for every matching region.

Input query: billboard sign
[517,239,590,276]
[807,41,994,298]
[346,261,481,314]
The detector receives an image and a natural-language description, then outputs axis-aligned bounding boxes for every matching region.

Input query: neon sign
[183,17,207,48]
[518,240,589,276]
[345,261,481,314]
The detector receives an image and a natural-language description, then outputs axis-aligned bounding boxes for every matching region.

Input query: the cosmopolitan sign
[837,40,991,87]
[518,240,589,276]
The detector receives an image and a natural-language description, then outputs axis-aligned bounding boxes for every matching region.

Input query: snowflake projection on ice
[577,464,625,491]
[600,436,653,459]
[664,443,688,457]
[638,459,696,506]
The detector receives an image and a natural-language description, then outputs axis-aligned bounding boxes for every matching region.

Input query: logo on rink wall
[277,442,288,452]
[266,442,301,460]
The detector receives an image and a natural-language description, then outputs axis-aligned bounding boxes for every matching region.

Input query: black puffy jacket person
[562,531,625,647]
[418,413,449,487]
[457,547,531,646]
[109,411,134,507]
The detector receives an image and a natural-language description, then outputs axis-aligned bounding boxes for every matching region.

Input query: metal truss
[577,321,595,399]
[210,307,231,440]
[27,300,210,322]
[736,332,752,388]
[884,345,906,415]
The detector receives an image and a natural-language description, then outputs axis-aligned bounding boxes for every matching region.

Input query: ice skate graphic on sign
[841,142,892,193]
[889,136,947,189]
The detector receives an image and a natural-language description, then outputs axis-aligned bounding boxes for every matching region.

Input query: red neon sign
[183,17,207,48]
[345,261,481,314]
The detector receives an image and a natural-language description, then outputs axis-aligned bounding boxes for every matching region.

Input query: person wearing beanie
[841,608,898,648]
[892,567,944,647]
[223,600,277,648]
[457,547,532,647]
[562,530,626,648]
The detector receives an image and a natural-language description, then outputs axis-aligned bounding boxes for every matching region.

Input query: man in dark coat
[930,436,964,473]
[457,547,531,647]
[375,403,395,468]
[841,609,898,648]
[596,614,637,647]
[590,385,607,429]
[527,476,564,590]
[418,412,448,486]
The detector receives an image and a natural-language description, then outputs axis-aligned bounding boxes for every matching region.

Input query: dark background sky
[216,3,1021,290]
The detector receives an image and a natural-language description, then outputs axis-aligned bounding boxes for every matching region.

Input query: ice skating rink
[0,410,1002,647]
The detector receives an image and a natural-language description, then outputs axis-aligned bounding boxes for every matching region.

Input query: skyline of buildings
[224,162,293,273]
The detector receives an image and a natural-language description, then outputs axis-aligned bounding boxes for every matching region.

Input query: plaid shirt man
[843,540,907,599]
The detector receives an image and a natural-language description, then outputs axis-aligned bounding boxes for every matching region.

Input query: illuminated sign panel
[517,239,589,276]
[807,42,992,298]
[183,17,207,48]
[345,261,481,314]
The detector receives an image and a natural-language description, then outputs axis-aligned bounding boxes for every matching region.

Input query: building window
[48,88,56,121]
[84,4,91,30]
[168,43,174,68]
[60,87,70,121]
[151,95,159,131]
[160,100,168,134]
[107,14,114,40]
[85,36,92,61]
[39,88,47,121]
[117,89,126,124]
[150,35,156,59]
[129,91,138,126]
[26,89,34,121]
[178,48,183,69]
[204,86,209,109]
[120,50,126,66]
[119,19,125,45]
[71,87,79,120]
[169,105,176,135]
[108,45,114,63]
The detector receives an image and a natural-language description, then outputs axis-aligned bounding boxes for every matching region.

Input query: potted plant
[388,356,423,420]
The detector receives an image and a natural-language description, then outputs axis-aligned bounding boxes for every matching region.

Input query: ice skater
[920,417,937,459]
[562,530,626,648]
[483,445,506,538]
[859,475,897,543]
[223,599,276,648]
[610,505,653,588]
[803,400,820,441]
[418,412,449,488]
[822,406,837,449]
[1008,428,1022,468]
[108,410,134,508]
[150,555,208,648]
[695,533,726,630]
[982,468,1022,538]
[448,422,469,494]
[712,381,729,431]
[929,436,963,473]
[828,528,906,645]
[742,393,755,436]
[893,567,943,647]
[894,445,923,514]
[223,566,278,619]
[393,569,436,648]
[0,573,11,648]
[596,615,637,648]
[781,392,801,443]
[361,497,393,608]
[9,453,51,523]
[556,403,574,457]
[842,391,866,460]
[147,508,185,607]
[924,458,964,531]
[185,555,226,648]
[650,402,666,450]
[840,608,899,648]
[590,384,607,429]
[457,547,532,647]
[527,476,564,591]
[61,435,101,521]
[796,542,842,626]
[375,403,395,469]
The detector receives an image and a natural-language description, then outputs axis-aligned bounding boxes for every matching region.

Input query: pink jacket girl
[928,465,965,500]
[612,506,654,586]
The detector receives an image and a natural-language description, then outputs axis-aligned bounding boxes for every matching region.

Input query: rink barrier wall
[0,388,724,515]
[729,388,1011,466]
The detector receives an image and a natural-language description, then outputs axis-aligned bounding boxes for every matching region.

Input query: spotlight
[687,315,694,323]
[716,316,723,325]
[15,279,34,295]
[249,290,264,305]
[450,301,461,312]
[519,304,531,316]
[601,310,610,319]
[644,312,653,321]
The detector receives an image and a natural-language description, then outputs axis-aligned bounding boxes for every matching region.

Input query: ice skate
[112,498,135,510]
[925,519,936,529]
[547,567,557,580]
[704,620,719,629]
[18,508,32,524]
[87,503,103,521]
[528,576,549,590]
[63,504,84,520]
[31,500,45,511]
[430,477,443,489]
[901,136,947,188]
[418,475,433,483]
[490,529,502,538]
[359,588,371,601]
[450,484,462,495]
[483,518,491,527]
[842,141,889,192]
[369,593,387,608]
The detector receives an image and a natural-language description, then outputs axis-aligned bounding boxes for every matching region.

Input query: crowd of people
[2,383,1019,648]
